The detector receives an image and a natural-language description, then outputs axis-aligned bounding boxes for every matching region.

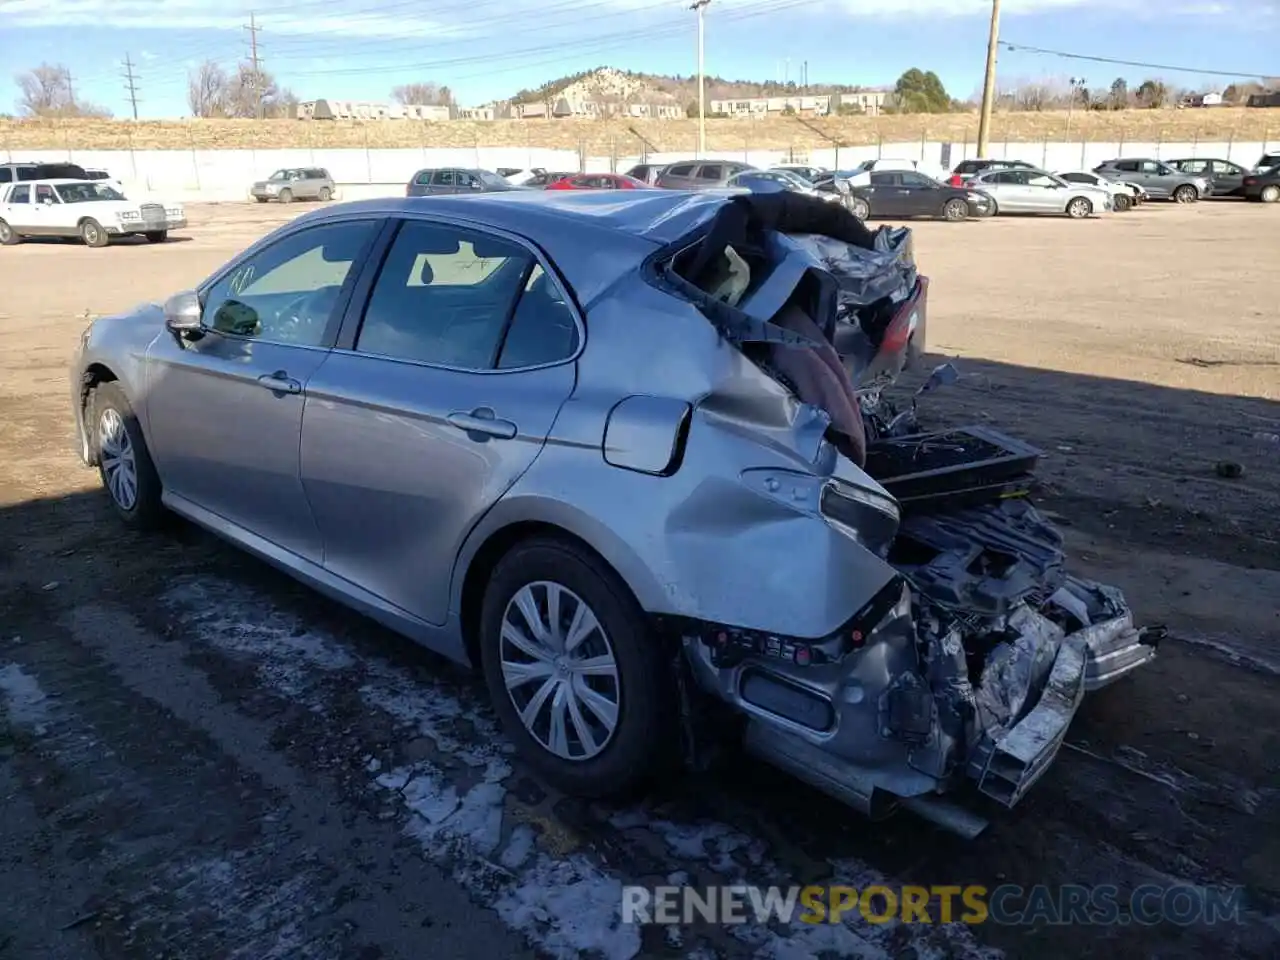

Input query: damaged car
[69,189,1161,835]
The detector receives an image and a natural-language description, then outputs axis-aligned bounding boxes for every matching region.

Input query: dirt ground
[1,198,1278,960]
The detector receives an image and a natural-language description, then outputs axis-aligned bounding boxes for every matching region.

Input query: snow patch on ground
[0,662,51,731]
[163,577,999,960]
[162,578,354,698]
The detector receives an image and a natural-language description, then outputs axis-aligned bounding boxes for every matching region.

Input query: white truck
[0,178,186,248]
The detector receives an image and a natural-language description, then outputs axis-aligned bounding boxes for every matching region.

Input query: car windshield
[268,169,293,181]
[55,182,125,203]
[476,170,509,188]
[770,170,812,189]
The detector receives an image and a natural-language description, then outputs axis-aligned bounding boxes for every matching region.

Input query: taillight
[949,174,963,187]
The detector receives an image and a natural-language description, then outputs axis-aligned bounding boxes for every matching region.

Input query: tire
[88,382,164,530]
[80,218,109,248]
[847,196,870,220]
[1066,197,1093,219]
[0,219,18,245]
[144,230,168,244]
[1113,193,1132,212]
[1173,184,1198,204]
[255,197,268,203]
[479,537,677,799]
[317,187,332,201]
[941,198,968,221]
[1260,184,1280,203]
[278,188,293,204]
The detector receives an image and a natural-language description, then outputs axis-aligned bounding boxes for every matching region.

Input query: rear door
[1209,159,1246,195]
[299,217,580,626]
[431,169,459,195]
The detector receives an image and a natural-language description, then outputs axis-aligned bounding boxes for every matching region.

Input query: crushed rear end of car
[649,193,1162,835]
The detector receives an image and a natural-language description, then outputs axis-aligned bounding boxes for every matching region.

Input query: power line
[122,54,141,120]
[245,11,264,119]
[999,41,1274,81]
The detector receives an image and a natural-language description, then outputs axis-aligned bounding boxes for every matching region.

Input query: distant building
[709,95,832,117]
[1181,92,1225,108]
[457,102,516,120]
[297,99,452,121]
[838,90,888,116]
[507,98,681,120]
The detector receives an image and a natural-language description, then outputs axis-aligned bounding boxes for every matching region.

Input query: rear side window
[431,170,455,187]
[697,165,724,180]
[356,221,532,369]
[665,164,694,177]
[10,184,30,202]
[413,170,433,185]
[869,172,899,187]
[0,168,10,183]
[16,166,38,181]
[497,265,579,369]
[1111,161,1139,172]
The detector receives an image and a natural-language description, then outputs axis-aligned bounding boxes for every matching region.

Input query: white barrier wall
[4,139,1274,201]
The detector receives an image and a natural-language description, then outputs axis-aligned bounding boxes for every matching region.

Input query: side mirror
[164,290,204,336]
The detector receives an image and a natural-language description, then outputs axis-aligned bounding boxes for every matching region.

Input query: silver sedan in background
[965,168,1114,218]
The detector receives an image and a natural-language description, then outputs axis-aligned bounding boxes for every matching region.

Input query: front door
[144,218,382,562]
[896,171,946,216]
[1,183,38,234]
[1210,160,1245,195]
[300,218,579,624]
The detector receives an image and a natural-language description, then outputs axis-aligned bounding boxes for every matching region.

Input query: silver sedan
[967,168,1114,218]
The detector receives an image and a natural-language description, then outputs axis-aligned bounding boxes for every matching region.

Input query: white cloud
[0,0,462,38]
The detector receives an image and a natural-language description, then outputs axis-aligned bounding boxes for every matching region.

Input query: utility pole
[122,54,141,120]
[976,0,1001,158]
[245,11,263,119]
[1065,76,1086,136]
[691,0,710,158]
[65,69,76,112]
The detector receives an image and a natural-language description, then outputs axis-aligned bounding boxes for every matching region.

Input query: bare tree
[391,82,454,106]
[187,60,230,118]
[15,63,111,118]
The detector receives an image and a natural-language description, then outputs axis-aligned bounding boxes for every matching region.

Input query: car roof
[282,192,733,306]
[10,177,100,186]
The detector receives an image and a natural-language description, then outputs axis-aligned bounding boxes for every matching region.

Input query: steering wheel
[275,287,336,342]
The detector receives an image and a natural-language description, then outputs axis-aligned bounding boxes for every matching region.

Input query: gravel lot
[2,199,1278,960]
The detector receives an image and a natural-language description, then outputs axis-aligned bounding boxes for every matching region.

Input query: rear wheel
[278,188,293,204]
[317,186,332,201]
[1260,184,1280,203]
[1066,197,1093,219]
[88,382,164,529]
[144,230,168,243]
[847,196,870,220]
[0,219,18,245]
[479,537,677,799]
[942,198,969,221]
[1113,193,1132,212]
[80,218,109,247]
[1173,184,1198,204]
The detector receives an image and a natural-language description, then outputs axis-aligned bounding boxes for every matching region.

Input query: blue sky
[1,0,1275,118]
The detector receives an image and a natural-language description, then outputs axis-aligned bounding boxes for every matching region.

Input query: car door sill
[162,491,471,665]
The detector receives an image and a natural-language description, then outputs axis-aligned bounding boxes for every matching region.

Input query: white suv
[0,178,186,247]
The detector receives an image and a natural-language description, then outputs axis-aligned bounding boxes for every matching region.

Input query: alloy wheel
[98,408,138,510]
[499,581,620,761]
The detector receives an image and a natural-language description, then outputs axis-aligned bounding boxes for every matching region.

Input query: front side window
[56,182,124,203]
[34,184,56,203]
[0,168,11,183]
[268,169,291,181]
[201,220,376,346]
[665,164,694,177]
[899,172,937,188]
[9,184,30,203]
[1028,173,1059,188]
[696,165,724,180]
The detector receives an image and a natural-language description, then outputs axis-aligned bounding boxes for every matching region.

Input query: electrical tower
[122,55,141,120]
[244,12,263,119]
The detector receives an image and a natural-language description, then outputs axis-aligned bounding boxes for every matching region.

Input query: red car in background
[544,173,650,191]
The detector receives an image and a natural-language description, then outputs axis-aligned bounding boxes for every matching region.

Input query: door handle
[446,407,517,440]
[257,371,301,394]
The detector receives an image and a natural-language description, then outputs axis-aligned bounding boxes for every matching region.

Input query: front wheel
[144,230,168,243]
[1066,197,1093,219]
[479,537,677,799]
[1260,184,1280,203]
[80,218,109,247]
[1173,184,1198,204]
[1113,193,1132,212]
[941,198,969,221]
[88,382,164,529]
[278,188,293,204]
[847,196,870,220]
